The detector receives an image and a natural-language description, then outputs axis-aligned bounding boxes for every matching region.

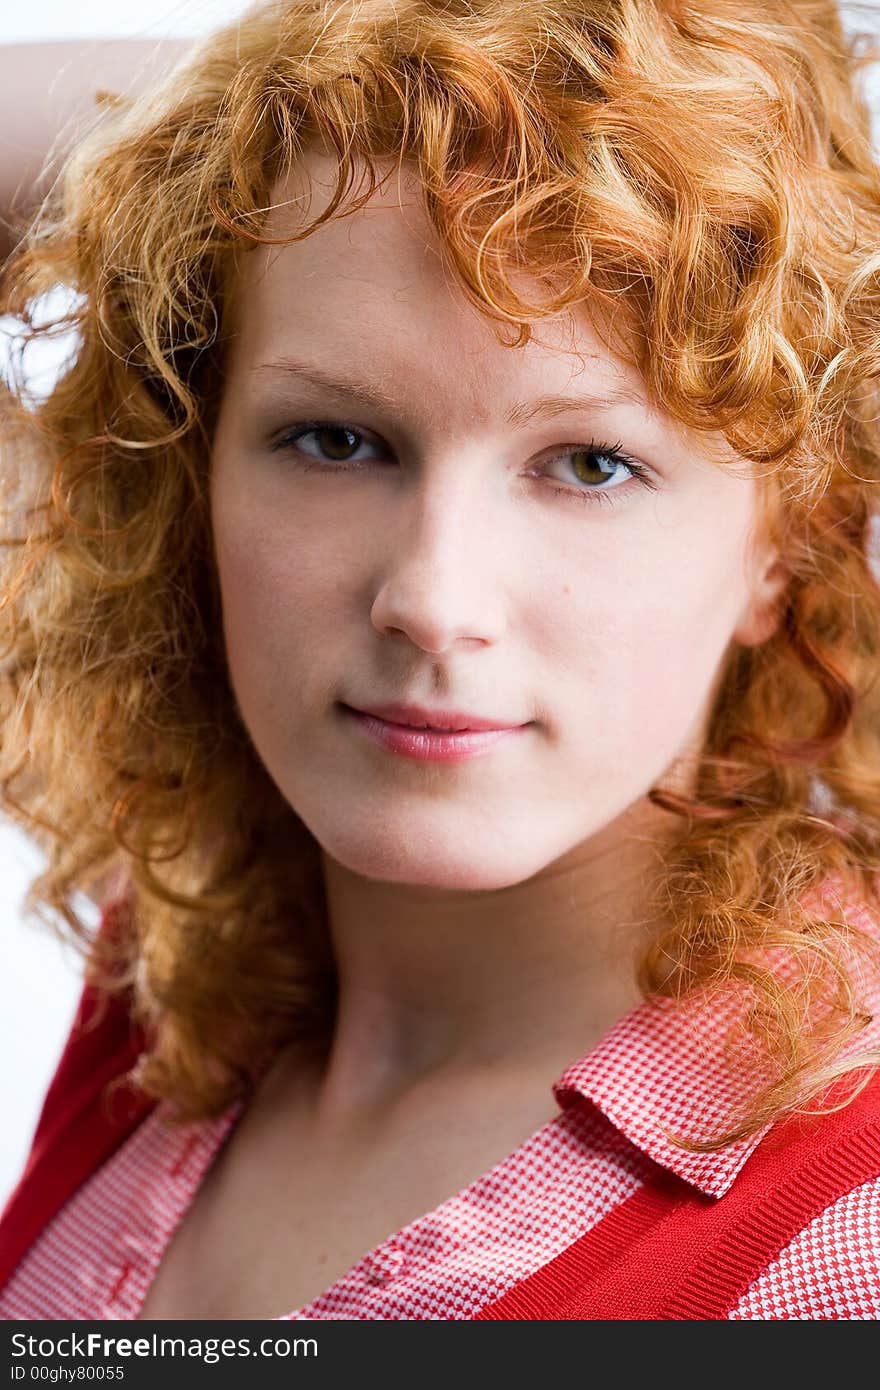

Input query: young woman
[1,0,880,1321]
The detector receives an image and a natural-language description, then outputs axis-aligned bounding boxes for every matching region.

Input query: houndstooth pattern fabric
[0,1094,650,1320]
[2,872,880,1321]
[729,1176,880,1319]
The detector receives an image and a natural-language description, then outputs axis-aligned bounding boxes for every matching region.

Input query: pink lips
[352,702,523,732]
[343,703,529,764]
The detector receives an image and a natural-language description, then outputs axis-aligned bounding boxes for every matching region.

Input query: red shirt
[2,875,880,1320]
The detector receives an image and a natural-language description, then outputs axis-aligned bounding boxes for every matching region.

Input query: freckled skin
[211,151,785,902]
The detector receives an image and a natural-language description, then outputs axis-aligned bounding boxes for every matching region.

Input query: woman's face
[210,152,783,891]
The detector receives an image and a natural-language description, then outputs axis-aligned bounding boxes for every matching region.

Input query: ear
[733,550,791,648]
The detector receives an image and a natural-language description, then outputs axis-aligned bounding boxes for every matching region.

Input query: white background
[0,2,250,43]
[1,0,879,1210]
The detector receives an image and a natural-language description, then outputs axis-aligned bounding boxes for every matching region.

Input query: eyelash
[270,421,658,509]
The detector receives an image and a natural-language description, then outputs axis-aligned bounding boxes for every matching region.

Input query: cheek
[547,518,751,765]
[209,476,336,721]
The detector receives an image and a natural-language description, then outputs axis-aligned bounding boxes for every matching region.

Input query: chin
[316,821,556,893]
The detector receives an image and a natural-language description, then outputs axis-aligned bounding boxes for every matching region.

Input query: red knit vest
[476,1077,880,1318]
[3,911,880,1317]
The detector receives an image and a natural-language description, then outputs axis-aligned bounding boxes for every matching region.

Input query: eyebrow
[252,355,646,427]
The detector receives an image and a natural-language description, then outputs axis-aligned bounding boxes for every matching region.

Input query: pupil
[572,450,615,485]
[318,427,359,460]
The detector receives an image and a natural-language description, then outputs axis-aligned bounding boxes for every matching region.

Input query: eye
[538,440,659,508]
[272,423,382,467]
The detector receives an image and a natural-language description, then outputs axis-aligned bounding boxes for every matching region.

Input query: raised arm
[0,38,188,261]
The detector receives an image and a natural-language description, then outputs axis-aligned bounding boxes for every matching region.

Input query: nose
[369,465,504,655]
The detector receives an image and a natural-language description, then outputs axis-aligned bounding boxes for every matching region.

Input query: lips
[345,702,525,733]
[344,705,529,764]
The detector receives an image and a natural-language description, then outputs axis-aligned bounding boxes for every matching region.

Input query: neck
[312,795,675,1125]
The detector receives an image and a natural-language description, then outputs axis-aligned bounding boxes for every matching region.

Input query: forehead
[224,149,648,408]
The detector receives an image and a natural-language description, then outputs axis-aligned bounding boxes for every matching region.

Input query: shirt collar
[551,871,880,1198]
[551,982,778,1199]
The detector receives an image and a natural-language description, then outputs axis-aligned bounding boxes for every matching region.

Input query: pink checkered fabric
[730,1176,880,1319]
[2,874,879,1320]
